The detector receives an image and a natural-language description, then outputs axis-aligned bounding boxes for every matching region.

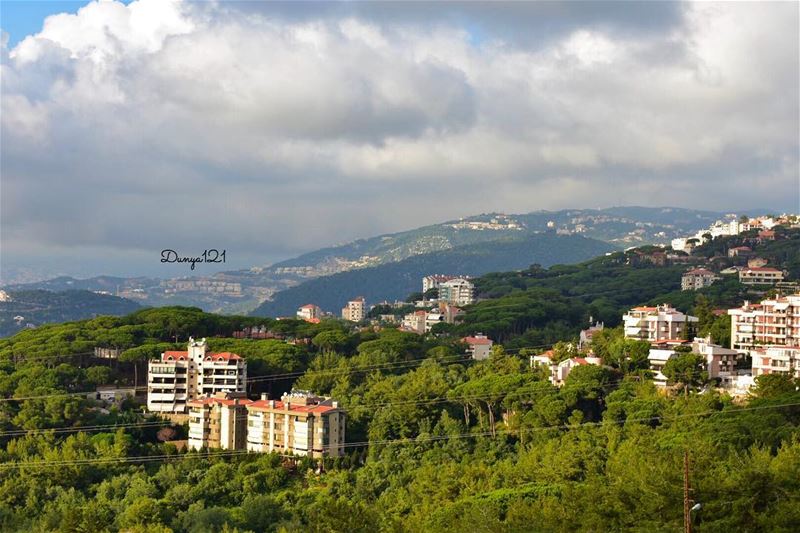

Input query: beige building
[462,334,493,360]
[729,294,800,351]
[681,268,718,291]
[246,391,346,458]
[738,267,784,285]
[341,297,367,322]
[147,338,247,414]
[297,304,322,322]
[623,304,698,343]
[187,392,251,451]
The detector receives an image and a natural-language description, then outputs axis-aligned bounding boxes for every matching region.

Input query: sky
[1,0,798,282]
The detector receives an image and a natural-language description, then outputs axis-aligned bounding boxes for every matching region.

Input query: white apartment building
[729,294,800,351]
[681,268,719,291]
[422,275,458,293]
[623,304,698,343]
[187,392,251,451]
[751,346,800,379]
[341,297,367,322]
[439,278,475,306]
[462,335,493,360]
[147,338,247,414]
[738,267,784,286]
[246,391,345,458]
[297,304,322,322]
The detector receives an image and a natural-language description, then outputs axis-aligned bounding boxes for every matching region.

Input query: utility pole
[684,450,692,533]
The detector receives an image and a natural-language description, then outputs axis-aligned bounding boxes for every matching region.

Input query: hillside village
[0,211,798,530]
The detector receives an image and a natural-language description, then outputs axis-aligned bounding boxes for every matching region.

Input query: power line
[1,400,797,470]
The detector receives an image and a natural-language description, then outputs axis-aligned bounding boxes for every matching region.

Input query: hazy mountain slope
[251,233,614,317]
[4,207,728,314]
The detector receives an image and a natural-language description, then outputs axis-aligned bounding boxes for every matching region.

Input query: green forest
[0,230,797,532]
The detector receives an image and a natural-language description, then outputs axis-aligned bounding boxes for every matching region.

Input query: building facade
[246,391,346,458]
[462,334,493,360]
[341,297,367,322]
[439,278,475,306]
[751,346,800,379]
[738,267,784,285]
[147,338,247,414]
[422,275,458,293]
[297,304,322,322]
[681,268,719,291]
[729,295,800,351]
[187,392,251,451]
[623,304,698,343]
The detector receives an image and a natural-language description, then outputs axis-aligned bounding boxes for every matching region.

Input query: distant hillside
[5,207,730,314]
[0,290,141,337]
[252,233,615,317]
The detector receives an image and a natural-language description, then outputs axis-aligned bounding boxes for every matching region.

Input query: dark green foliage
[0,290,141,337]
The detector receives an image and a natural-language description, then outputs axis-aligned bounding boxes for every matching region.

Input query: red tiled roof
[463,336,493,345]
[205,352,242,361]
[685,268,715,276]
[163,351,188,361]
[299,304,317,309]
[632,306,658,311]
[248,400,338,413]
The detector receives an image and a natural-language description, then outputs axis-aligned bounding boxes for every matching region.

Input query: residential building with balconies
[341,297,367,322]
[623,304,698,343]
[751,346,800,379]
[187,392,251,451]
[738,267,784,286]
[246,391,345,458]
[147,337,247,414]
[681,268,719,291]
[728,294,800,351]
[439,278,475,306]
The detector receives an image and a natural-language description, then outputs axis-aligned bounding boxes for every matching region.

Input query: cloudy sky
[1,0,798,281]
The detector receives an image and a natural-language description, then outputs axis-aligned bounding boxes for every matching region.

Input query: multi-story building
[246,391,345,458]
[728,294,800,351]
[147,338,247,414]
[738,267,784,285]
[422,275,458,293]
[341,297,367,322]
[691,336,740,385]
[297,304,322,322]
[462,334,493,360]
[751,346,800,379]
[681,268,719,291]
[623,304,698,343]
[187,392,251,451]
[439,278,475,306]
[401,310,428,334]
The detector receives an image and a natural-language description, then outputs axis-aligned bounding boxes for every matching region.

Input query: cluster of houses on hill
[141,289,800,454]
[526,294,800,394]
[670,213,794,253]
[291,275,476,331]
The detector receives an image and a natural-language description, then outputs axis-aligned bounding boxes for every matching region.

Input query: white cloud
[0,0,797,275]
